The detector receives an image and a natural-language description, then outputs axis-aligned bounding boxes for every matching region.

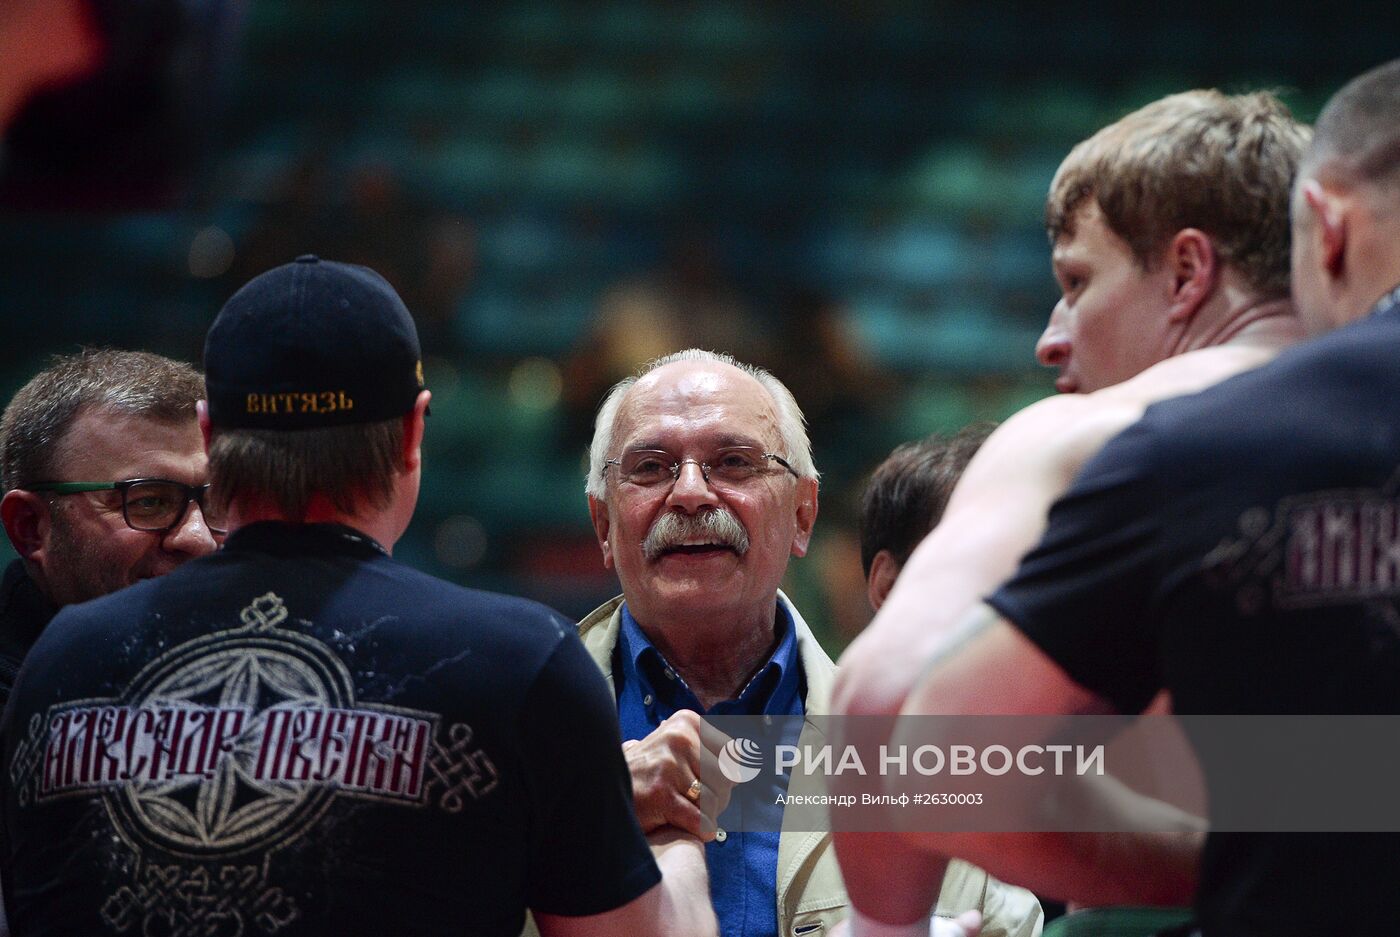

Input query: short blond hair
[1046,89,1310,298]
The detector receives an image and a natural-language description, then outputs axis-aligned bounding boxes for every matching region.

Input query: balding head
[1303,58,1400,191]
[1291,59,1400,333]
[584,349,819,636]
[586,349,817,501]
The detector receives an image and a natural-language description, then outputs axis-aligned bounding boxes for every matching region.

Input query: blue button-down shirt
[615,600,805,937]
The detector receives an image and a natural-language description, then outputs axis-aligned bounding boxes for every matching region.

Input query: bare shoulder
[960,345,1279,499]
[1096,344,1278,409]
[952,392,1127,498]
[1084,346,1276,457]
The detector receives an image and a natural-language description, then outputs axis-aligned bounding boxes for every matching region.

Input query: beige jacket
[565,592,1043,937]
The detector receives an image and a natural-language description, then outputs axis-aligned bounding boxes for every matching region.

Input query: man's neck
[226,497,402,555]
[1325,198,1400,329]
[1332,256,1400,329]
[632,600,783,709]
[1173,284,1304,357]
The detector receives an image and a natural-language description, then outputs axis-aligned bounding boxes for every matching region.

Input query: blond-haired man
[832,89,1309,935]
[855,60,1400,937]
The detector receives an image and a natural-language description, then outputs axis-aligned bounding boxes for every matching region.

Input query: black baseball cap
[204,255,426,430]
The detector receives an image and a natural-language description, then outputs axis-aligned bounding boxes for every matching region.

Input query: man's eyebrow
[622,440,671,454]
[713,433,767,450]
[622,434,769,454]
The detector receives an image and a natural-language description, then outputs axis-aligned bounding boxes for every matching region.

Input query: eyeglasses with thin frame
[27,478,228,536]
[603,446,800,490]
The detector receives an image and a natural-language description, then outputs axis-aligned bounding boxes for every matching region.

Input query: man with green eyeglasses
[0,348,217,705]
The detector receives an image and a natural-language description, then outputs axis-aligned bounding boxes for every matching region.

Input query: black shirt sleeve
[987,420,1168,714]
[517,630,662,916]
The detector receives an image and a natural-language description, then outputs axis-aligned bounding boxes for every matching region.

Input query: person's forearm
[649,829,720,937]
[1053,772,1203,905]
[834,831,948,925]
[900,829,1200,907]
[1073,830,1201,906]
[974,771,1203,905]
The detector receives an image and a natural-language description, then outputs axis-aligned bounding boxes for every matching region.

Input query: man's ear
[1302,179,1348,277]
[790,477,819,558]
[1,489,50,563]
[196,400,212,452]
[1165,228,1218,323]
[587,494,614,570]
[401,390,431,473]
[867,549,901,612]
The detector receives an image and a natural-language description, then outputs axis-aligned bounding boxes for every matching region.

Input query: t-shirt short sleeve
[987,420,1168,714]
[517,631,661,916]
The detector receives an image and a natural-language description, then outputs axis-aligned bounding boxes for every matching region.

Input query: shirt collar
[222,522,389,559]
[1370,282,1400,320]
[1,558,58,650]
[616,597,802,717]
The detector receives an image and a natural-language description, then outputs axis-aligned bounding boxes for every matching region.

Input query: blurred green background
[1,1,1393,648]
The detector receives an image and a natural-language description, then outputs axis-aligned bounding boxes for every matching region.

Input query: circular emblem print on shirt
[35,593,440,859]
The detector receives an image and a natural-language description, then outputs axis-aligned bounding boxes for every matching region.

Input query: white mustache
[643,509,750,561]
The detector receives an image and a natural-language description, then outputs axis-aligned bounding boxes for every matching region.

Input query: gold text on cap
[246,391,355,416]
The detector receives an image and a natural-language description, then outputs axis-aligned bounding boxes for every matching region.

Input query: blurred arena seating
[0,0,1388,642]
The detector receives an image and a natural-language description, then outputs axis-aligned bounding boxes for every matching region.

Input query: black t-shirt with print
[0,559,57,709]
[1,522,659,937]
[989,292,1400,937]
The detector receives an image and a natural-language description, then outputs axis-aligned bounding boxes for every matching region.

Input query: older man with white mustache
[562,348,1042,937]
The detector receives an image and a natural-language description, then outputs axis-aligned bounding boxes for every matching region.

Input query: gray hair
[586,348,818,499]
[2,348,204,491]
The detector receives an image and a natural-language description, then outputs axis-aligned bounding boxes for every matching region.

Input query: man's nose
[665,460,721,513]
[162,501,219,557]
[1036,300,1072,369]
